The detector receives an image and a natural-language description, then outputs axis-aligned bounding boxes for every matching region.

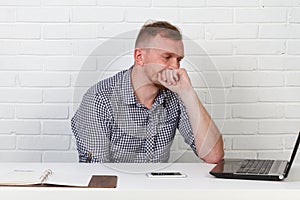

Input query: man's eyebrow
[162,52,184,60]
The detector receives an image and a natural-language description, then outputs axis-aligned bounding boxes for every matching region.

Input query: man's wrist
[178,86,195,98]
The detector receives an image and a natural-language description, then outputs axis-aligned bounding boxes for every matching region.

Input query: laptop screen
[284,132,300,177]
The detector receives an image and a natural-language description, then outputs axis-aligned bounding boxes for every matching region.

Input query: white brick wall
[0,1,300,163]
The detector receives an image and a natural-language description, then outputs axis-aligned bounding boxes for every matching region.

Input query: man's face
[142,35,184,85]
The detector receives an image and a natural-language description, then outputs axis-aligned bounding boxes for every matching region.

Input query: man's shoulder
[86,69,128,96]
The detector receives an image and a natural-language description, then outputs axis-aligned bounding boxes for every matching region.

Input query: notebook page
[0,169,44,185]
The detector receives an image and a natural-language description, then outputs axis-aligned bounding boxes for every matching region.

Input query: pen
[86,151,92,163]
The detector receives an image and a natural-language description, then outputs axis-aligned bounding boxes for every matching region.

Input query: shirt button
[147,133,151,138]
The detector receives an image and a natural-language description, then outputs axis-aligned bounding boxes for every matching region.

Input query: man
[71,21,224,163]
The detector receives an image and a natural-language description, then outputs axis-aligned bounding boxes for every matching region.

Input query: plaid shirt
[71,67,197,163]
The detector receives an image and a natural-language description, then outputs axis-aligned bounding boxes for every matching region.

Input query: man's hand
[157,68,193,96]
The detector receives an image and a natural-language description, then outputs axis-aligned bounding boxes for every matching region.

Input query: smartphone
[146,172,187,178]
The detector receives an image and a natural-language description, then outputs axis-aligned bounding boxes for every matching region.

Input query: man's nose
[168,58,180,69]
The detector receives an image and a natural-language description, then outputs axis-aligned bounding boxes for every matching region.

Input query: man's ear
[134,48,144,66]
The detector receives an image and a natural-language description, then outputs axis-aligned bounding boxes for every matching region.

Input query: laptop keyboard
[236,160,274,174]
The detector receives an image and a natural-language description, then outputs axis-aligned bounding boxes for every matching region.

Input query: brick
[285,105,300,118]
[218,120,258,135]
[198,41,234,55]
[258,151,291,160]
[0,0,40,6]
[233,72,285,87]
[0,152,42,162]
[0,56,43,70]
[43,24,97,39]
[0,105,14,119]
[17,8,69,22]
[205,104,231,119]
[72,87,88,103]
[43,151,78,162]
[72,40,100,56]
[72,7,125,22]
[259,57,300,71]
[126,8,179,22]
[0,136,16,149]
[207,0,260,7]
[43,0,96,6]
[0,42,18,55]
[195,89,206,103]
[0,24,40,39]
[181,8,233,23]
[233,136,283,150]
[70,105,80,119]
[236,8,287,23]
[0,72,15,86]
[17,136,70,150]
[0,89,42,103]
[287,40,300,54]
[289,8,300,23]
[19,72,70,87]
[259,120,300,134]
[227,88,259,103]
[180,24,204,40]
[178,56,204,72]
[43,89,73,103]
[20,41,71,55]
[71,72,105,87]
[45,56,96,71]
[286,135,300,148]
[97,23,141,39]
[232,104,285,119]
[97,55,133,71]
[210,56,257,71]
[222,136,232,150]
[261,0,300,7]
[189,71,232,88]
[99,0,151,6]
[260,25,300,39]
[70,136,77,150]
[205,89,229,104]
[0,8,15,22]
[16,105,69,119]
[0,121,41,135]
[42,120,72,135]
[206,24,258,39]
[224,151,257,159]
[235,41,285,55]
[185,41,233,56]
[73,40,126,56]
[286,72,300,86]
[259,88,300,102]
[153,0,205,7]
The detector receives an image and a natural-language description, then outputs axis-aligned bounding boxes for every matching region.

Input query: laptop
[210,132,300,181]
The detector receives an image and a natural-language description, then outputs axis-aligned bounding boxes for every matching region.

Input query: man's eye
[163,56,170,59]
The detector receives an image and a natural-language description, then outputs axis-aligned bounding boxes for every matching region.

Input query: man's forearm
[179,89,224,164]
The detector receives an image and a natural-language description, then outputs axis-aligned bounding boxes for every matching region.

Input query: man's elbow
[201,150,224,164]
[199,137,225,164]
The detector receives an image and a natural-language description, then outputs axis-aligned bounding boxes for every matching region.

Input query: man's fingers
[165,69,180,85]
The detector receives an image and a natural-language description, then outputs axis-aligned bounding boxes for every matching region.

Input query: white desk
[0,162,300,200]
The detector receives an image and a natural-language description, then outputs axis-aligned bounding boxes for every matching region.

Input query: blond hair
[135,21,182,48]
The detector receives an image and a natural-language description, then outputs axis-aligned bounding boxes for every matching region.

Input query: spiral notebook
[0,168,117,188]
